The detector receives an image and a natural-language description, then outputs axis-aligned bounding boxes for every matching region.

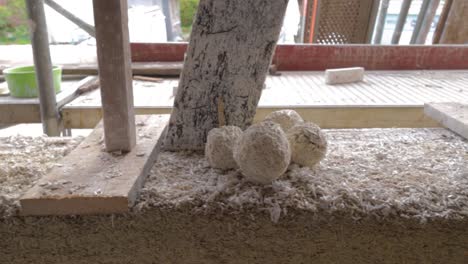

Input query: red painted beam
[273,44,468,70]
[130,43,468,70]
[131,42,187,62]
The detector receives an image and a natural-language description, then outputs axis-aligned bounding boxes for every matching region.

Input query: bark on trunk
[164,0,289,150]
[439,1,468,44]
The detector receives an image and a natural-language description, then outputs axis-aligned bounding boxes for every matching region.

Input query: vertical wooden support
[309,0,319,43]
[92,0,136,152]
[298,0,308,43]
[25,0,60,136]
[391,0,412,44]
[439,0,468,44]
[432,0,452,44]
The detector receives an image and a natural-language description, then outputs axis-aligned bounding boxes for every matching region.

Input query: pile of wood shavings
[0,136,83,218]
[137,128,468,223]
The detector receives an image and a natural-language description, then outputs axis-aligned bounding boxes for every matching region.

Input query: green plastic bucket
[3,65,62,98]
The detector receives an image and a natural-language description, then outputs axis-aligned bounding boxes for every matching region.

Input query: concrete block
[424,102,468,140]
[325,67,364,85]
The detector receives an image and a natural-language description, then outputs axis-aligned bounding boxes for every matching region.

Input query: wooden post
[25,0,60,136]
[164,0,289,150]
[432,0,452,44]
[92,0,136,152]
[439,0,468,44]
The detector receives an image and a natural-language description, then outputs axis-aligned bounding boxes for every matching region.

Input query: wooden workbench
[63,70,468,129]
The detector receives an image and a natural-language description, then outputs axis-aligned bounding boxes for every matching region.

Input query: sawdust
[137,128,468,223]
[1,128,467,224]
[1,129,468,263]
[0,135,83,218]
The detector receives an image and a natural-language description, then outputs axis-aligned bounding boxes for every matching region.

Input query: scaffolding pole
[391,0,413,44]
[25,0,61,136]
[373,0,390,44]
[415,0,441,44]
[410,0,430,44]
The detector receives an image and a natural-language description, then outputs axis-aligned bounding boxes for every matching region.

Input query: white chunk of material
[264,109,304,132]
[325,67,364,85]
[287,122,328,168]
[205,126,243,170]
[234,121,291,184]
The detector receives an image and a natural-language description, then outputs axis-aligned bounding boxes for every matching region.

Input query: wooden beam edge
[424,102,468,140]
[19,115,169,216]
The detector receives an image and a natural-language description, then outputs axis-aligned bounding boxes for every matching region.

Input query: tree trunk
[439,1,468,44]
[164,0,289,150]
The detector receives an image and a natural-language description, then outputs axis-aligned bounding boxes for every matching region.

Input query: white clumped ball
[205,126,243,170]
[287,122,328,169]
[264,109,304,132]
[234,121,291,184]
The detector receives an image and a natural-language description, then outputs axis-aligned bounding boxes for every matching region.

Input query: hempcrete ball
[264,109,304,132]
[205,126,243,170]
[234,121,291,184]
[287,122,327,169]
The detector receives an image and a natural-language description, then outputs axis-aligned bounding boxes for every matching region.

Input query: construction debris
[325,67,365,85]
[1,128,467,223]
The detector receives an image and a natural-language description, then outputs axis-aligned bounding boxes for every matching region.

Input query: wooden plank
[432,0,453,44]
[20,115,168,216]
[132,76,163,83]
[131,43,187,62]
[93,0,135,152]
[56,76,97,109]
[273,45,468,71]
[62,106,440,129]
[62,106,171,129]
[255,106,440,128]
[0,80,87,124]
[424,102,468,140]
[130,43,468,71]
[58,62,183,77]
[0,104,41,124]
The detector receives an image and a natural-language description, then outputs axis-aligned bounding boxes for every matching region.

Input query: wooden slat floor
[61,70,468,129]
[67,70,468,108]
